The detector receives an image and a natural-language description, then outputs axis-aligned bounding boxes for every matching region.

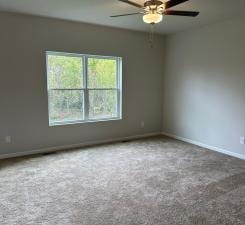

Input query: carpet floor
[0,136,245,225]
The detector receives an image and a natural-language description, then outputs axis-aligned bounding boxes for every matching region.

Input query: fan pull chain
[148,23,155,48]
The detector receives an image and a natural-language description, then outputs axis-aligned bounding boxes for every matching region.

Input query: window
[46,52,122,126]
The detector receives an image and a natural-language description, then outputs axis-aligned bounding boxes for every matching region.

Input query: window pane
[47,54,83,89]
[88,90,118,120]
[49,90,84,123]
[88,58,117,88]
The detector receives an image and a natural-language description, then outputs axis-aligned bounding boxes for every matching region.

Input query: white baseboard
[3,132,243,161]
[0,132,161,160]
[162,132,245,160]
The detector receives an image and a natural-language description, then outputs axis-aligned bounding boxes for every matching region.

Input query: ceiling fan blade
[165,0,189,9]
[110,12,142,17]
[118,0,143,9]
[164,10,199,17]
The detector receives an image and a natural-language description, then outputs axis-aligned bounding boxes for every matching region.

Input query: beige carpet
[0,136,245,225]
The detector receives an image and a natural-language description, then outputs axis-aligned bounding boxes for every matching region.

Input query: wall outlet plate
[240,137,245,144]
[5,136,11,144]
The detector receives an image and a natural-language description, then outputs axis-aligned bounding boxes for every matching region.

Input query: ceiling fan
[111,0,199,24]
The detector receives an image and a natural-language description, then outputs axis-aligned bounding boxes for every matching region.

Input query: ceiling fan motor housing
[144,0,163,8]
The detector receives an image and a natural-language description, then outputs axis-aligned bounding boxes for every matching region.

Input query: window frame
[46,51,122,126]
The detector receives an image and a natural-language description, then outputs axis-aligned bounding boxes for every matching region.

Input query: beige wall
[162,17,245,158]
[0,13,165,155]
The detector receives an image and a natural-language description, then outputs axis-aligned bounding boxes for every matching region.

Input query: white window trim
[46,51,122,126]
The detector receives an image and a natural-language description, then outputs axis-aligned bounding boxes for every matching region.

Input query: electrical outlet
[240,137,245,145]
[141,121,145,128]
[5,136,11,144]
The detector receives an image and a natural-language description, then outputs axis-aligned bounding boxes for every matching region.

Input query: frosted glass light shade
[143,13,163,24]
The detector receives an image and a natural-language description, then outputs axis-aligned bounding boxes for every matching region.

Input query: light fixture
[143,13,163,24]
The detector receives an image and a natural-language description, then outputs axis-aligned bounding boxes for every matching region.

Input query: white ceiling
[0,0,245,34]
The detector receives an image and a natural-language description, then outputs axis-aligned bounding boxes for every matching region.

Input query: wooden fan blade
[164,10,199,17]
[118,0,143,8]
[110,12,142,17]
[165,0,189,9]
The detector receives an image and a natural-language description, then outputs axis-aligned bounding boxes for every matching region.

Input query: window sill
[49,117,122,127]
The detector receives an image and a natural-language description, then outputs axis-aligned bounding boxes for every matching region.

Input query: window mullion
[117,58,122,118]
[84,56,89,121]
